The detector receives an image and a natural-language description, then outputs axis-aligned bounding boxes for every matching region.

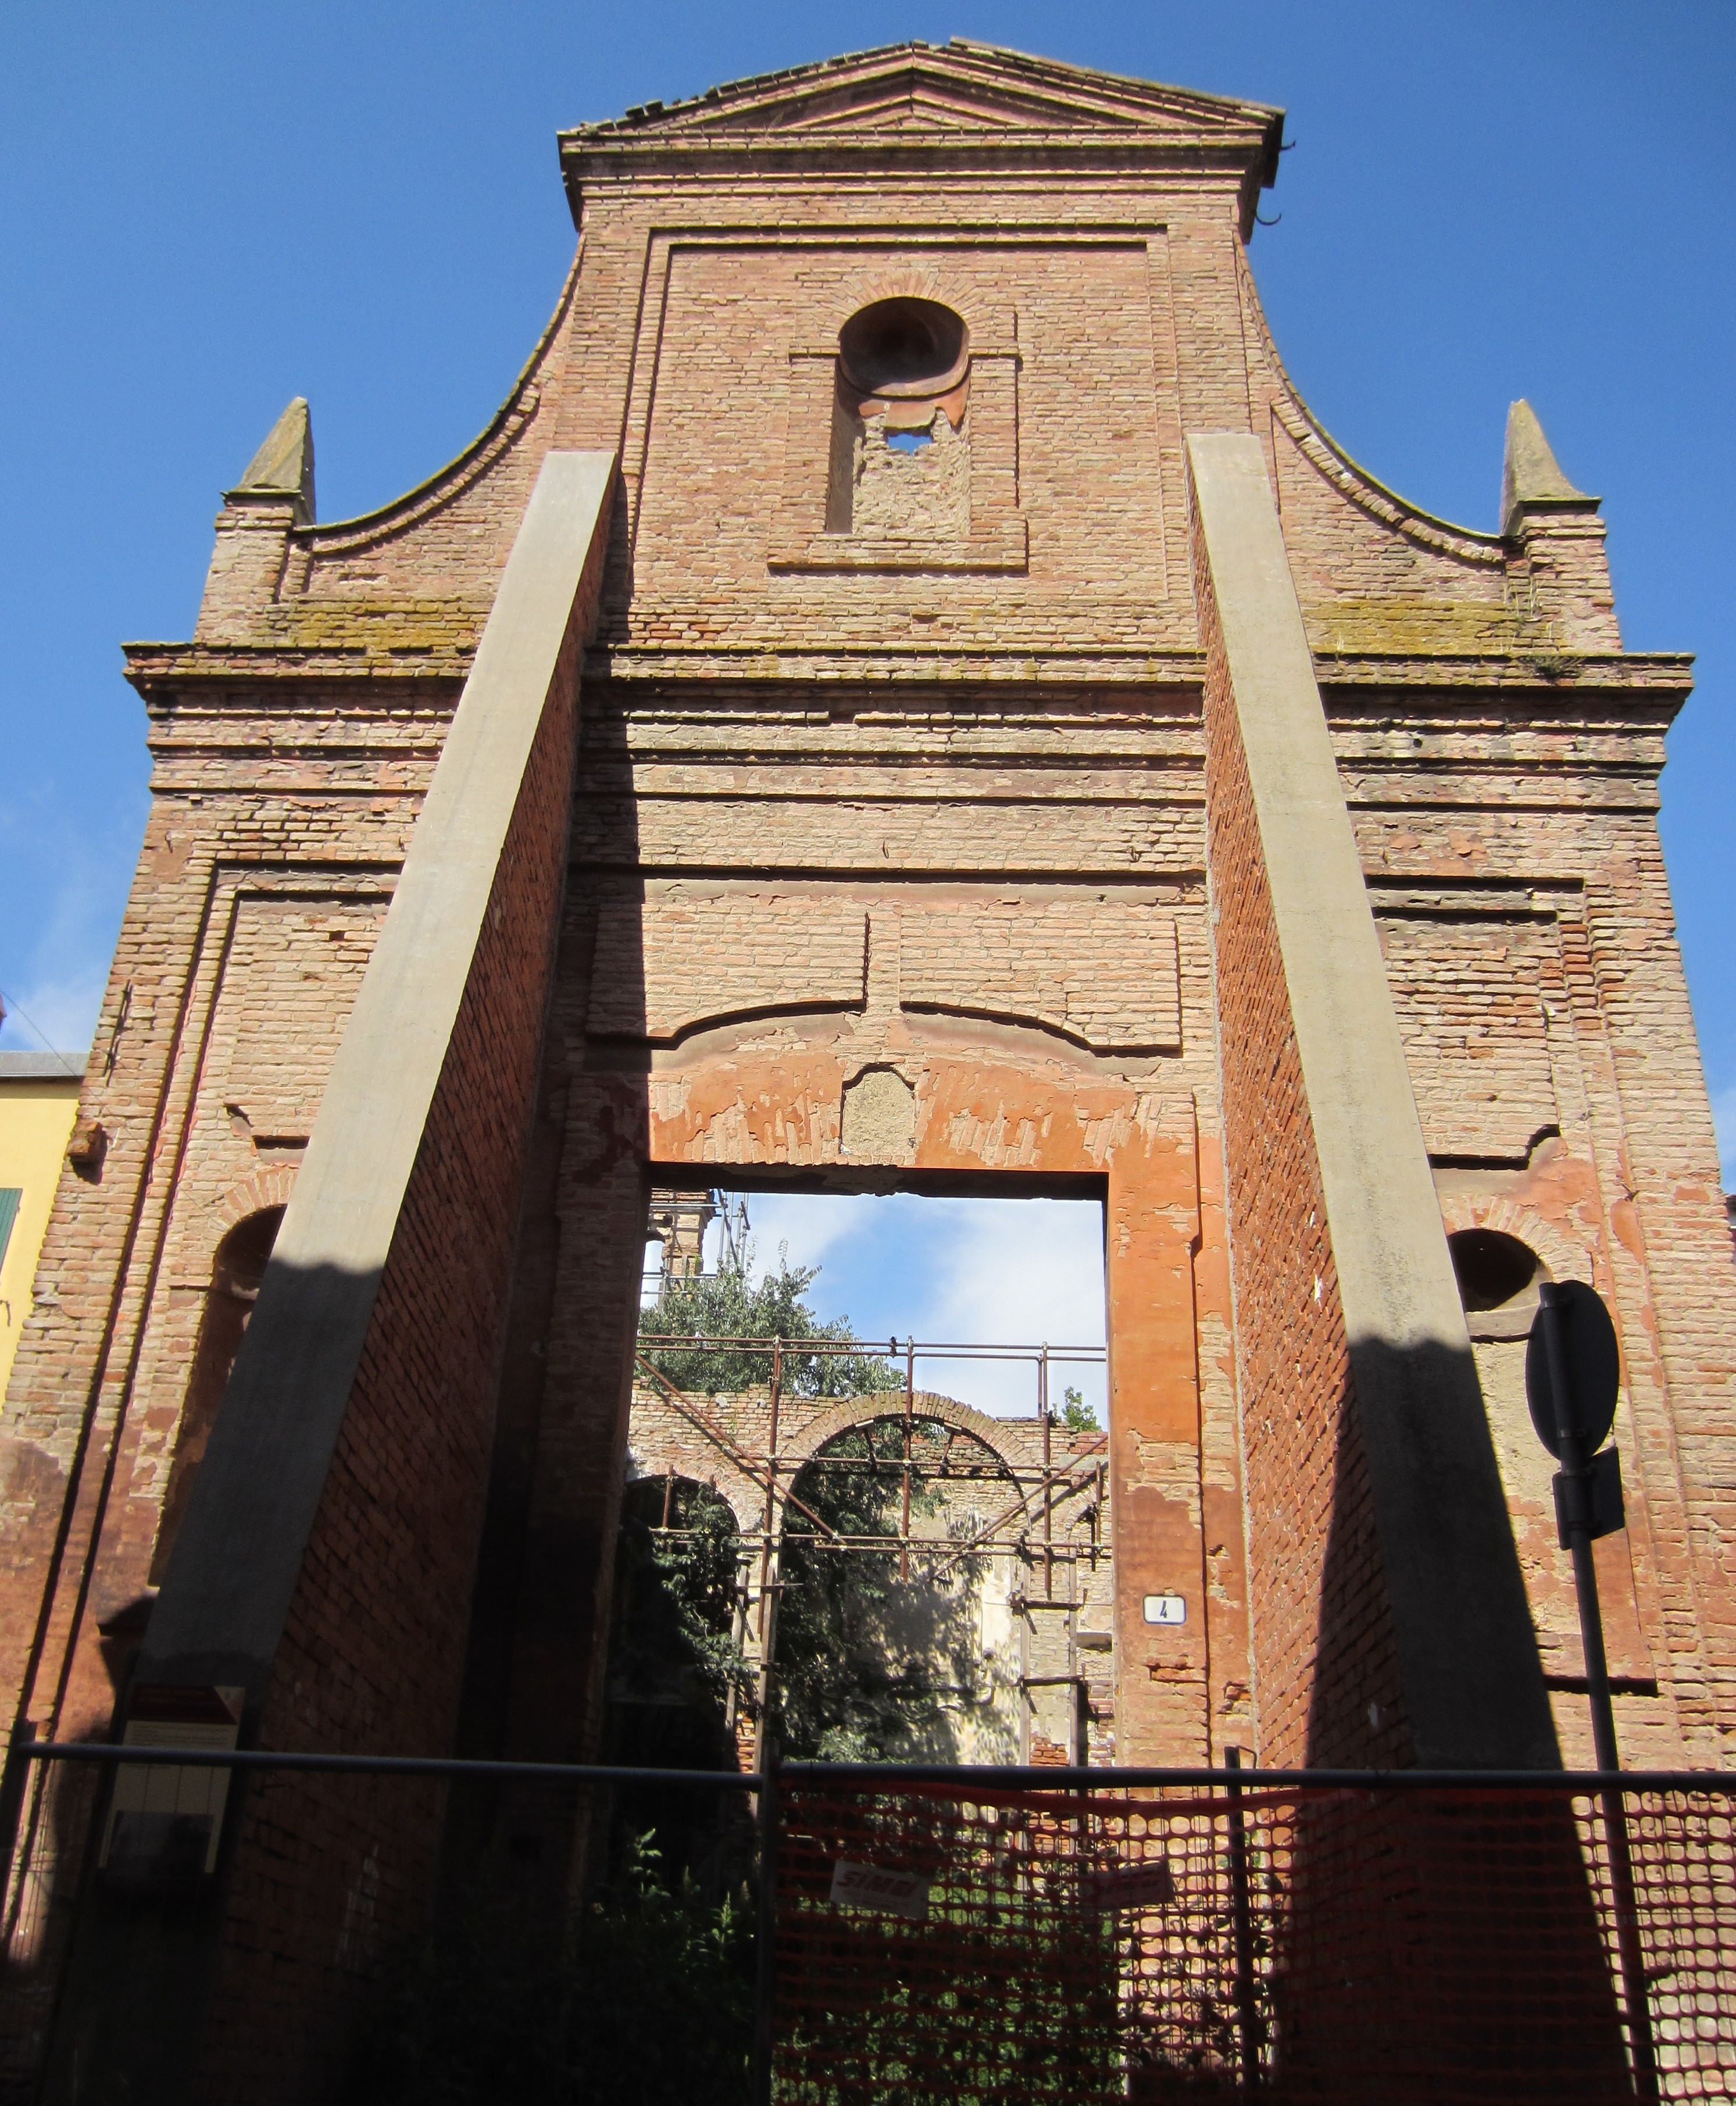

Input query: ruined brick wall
[1342,721,1730,1764]
[551,675,1231,1775]
[0,756,434,1688]
[1235,219,1730,1762]
[5,46,1735,2100]
[0,699,435,2096]
[620,1383,1116,1762]
[0,692,441,1730]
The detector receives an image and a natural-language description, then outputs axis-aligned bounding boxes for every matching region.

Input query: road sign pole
[1535,1279,1658,2100]
[1537,1281,1618,1772]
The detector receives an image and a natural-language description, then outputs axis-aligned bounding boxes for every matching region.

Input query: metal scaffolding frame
[627,1333,1112,1762]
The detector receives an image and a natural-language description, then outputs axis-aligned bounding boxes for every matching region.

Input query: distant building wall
[0,1058,83,1406]
[623,1383,1116,1763]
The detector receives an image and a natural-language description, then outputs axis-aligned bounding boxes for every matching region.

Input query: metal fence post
[751,1735,781,2106]
[1225,1747,1260,2094]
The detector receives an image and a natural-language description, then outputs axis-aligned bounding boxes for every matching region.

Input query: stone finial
[229,397,315,524]
[197,399,315,639]
[1499,400,1591,535]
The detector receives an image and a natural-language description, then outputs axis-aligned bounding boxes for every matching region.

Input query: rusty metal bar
[750,1735,780,2106]
[12,1738,1735,1794]
[633,1353,841,1541]
[638,1333,1105,1360]
[1226,1744,1261,2093]
[930,1445,1111,1579]
[759,1337,782,1653]
[901,1338,915,1582]
[1041,1343,1052,1599]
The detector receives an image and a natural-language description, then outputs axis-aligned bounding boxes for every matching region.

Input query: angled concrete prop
[1188,432,1557,1768]
[142,450,617,1696]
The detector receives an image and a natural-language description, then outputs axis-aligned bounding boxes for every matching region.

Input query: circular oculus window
[838,298,969,399]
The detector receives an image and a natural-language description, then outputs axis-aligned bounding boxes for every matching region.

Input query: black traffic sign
[1525,1279,1620,1459]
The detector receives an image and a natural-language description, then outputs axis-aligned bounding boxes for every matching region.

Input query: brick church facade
[1,40,1731,2100]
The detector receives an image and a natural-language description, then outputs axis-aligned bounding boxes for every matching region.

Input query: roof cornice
[559,40,1283,237]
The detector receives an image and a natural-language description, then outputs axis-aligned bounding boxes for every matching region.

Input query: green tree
[609,1478,747,1719]
[777,1418,1008,1762]
[1060,1383,1099,1433]
[638,1244,896,1399]
[349,1832,753,2105]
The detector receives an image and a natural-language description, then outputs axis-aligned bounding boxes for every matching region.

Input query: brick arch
[1437,1192,1592,1290]
[213,1162,299,1234]
[623,1465,755,1540]
[824,269,975,340]
[781,1388,1021,1479]
[624,1426,766,1535]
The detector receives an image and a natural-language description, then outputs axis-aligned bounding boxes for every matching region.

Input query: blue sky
[4,3,1730,1350]
[700,1193,1110,1420]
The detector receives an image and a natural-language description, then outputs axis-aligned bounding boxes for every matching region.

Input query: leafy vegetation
[1060,1383,1099,1433]
[635,1246,1017,1764]
[638,1245,898,1399]
[777,1418,1011,1762]
[609,1477,748,1720]
[599,1476,751,1896]
[779,1897,1123,2105]
[348,1833,753,2105]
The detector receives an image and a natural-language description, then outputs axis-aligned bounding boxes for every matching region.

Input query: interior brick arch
[825,266,963,337]
[1437,1191,1593,1292]
[780,1388,1024,1479]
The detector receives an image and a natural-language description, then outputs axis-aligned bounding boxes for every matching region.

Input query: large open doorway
[601,1183,1113,1880]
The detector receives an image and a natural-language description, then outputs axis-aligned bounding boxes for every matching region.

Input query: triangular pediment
[566,39,1281,153]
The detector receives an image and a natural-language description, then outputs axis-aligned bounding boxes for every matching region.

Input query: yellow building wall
[0,1075,82,1401]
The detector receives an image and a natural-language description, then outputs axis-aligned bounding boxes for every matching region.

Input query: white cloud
[913,1199,1107,1421]
[742,1191,867,1280]
[723,1192,1108,1422]
[923,1199,1106,1348]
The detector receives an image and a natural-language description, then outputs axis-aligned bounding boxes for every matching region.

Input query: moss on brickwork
[1303,596,1548,656]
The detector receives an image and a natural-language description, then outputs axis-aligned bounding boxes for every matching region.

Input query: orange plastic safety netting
[771,1778,1736,2104]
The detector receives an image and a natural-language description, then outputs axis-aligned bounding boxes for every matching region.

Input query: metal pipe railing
[8,1739,1735,1793]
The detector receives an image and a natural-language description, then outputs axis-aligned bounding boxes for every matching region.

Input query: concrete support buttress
[140,450,616,1702]
[45,451,617,2106]
[1188,432,1556,1769]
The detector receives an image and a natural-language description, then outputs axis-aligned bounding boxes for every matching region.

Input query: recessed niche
[771,294,1026,575]
[1449,1228,1539,1311]
[829,298,971,541]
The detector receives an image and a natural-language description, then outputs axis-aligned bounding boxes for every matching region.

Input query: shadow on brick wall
[441,721,656,1937]
[1277,1340,1630,2103]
